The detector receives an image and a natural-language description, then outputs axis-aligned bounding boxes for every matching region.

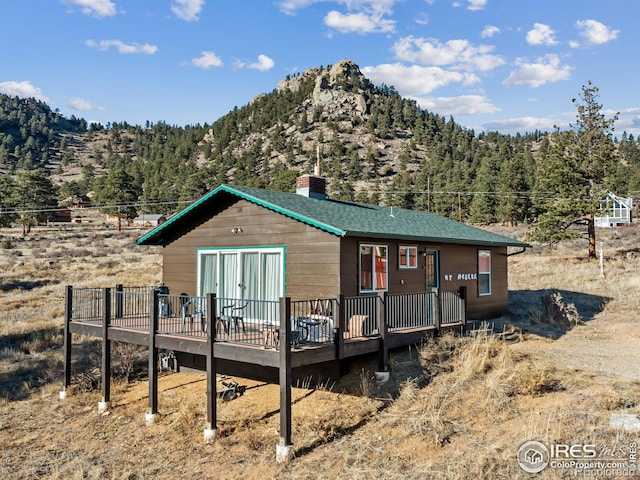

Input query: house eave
[136,185,346,246]
[343,230,529,247]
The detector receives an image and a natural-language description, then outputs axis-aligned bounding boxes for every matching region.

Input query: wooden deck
[61,286,466,454]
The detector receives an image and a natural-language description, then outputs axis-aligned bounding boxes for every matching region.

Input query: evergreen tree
[94,168,140,231]
[12,169,59,234]
[528,82,618,258]
[0,174,17,227]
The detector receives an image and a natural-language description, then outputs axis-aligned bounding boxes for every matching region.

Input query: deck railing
[343,295,379,340]
[439,290,466,325]
[67,286,466,347]
[70,288,104,323]
[386,291,437,331]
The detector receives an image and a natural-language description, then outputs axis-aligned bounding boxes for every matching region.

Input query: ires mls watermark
[517,440,637,476]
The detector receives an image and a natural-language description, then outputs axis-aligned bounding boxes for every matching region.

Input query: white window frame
[196,246,285,301]
[478,249,492,296]
[359,243,388,293]
[399,245,418,269]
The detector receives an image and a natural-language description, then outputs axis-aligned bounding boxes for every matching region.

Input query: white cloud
[466,0,487,11]
[415,12,429,26]
[248,54,275,71]
[277,0,322,15]
[64,0,117,17]
[576,19,619,45]
[526,23,558,46]
[0,81,49,102]
[85,39,158,54]
[453,0,487,11]
[278,0,397,33]
[392,36,504,72]
[415,94,500,116]
[171,0,205,21]
[68,97,104,111]
[324,9,395,34]
[187,51,223,69]
[482,116,559,134]
[234,55,275,72]
[481,25,500,38]
[362,63,479,96]
[503,54,573,88]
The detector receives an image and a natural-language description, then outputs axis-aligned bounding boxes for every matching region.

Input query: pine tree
[12,169,59,234]
[528,82,618,258]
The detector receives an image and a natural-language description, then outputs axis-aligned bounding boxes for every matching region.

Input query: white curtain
[220,253,238,301]
[262,252,281,324]
[200,253,217,296]
[242,252,259,318]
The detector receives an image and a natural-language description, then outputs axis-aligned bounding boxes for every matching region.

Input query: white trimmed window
[478,250,491,296]
[197,247,284,302]
[399,246,418,269]
[359,244,388,292]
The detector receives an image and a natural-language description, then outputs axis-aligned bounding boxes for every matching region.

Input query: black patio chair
[220,301,248,334]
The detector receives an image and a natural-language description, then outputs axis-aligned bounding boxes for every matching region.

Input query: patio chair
[220,301,248,334]
[181,295,205,332]
[346,314,376,337]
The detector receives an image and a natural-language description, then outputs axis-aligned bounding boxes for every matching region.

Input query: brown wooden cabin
[136,175,527,380]
[52,206,72,223]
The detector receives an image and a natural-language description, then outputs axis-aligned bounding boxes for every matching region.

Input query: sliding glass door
[198,247,285,321]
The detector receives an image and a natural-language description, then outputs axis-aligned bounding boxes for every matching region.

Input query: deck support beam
[376,292,389,382]
[433,288,441,335]
[335,294,345,360]
[99,288,112,412]
[60,285,73,399]
[204,293,218,442]
[458,286,468,334]
[277,296,294,463]
[147,288,159,424]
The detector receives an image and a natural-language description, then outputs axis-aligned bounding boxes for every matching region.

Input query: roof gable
[136,184,528,247]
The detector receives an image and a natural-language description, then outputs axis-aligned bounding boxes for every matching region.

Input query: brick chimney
[296,174,326,200]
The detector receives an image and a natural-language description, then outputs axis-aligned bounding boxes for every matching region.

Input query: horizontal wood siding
[436,244,508,319]
[339,238,509,319]
[161,199,341,299]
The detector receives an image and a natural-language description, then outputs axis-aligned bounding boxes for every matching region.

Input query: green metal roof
[136,184,529,247]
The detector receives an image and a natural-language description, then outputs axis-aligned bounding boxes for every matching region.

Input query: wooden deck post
[433,288,441,335]
[147,287,159,425]
[276,296,294,463]
[377,292,389,375]
[115,284,123,319]
[60,285,73,399]
[204,293,217,443]
[335,294,345,360]
[458,286,468,334]
[99,287,111,412]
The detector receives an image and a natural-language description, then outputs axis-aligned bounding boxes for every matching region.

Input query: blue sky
[1,0,638,137]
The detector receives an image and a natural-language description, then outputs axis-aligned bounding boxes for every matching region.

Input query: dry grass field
[0,221,639,479]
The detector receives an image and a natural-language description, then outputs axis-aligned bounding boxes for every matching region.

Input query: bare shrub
[530,291,581,328]
[19,330,62,354]
[597,390,636,410]
[111,342,147,381]
[510,364,562,396]
[1,238,15,249]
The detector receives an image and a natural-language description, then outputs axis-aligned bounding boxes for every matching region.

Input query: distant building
[52,206,72,223]
[132,214,167,227]
[595,193,633,228]
[71,194,92,209]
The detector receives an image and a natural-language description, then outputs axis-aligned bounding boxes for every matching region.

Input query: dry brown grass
[1,223,640,479]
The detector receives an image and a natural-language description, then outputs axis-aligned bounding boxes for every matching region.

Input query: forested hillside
[1,60,639,233]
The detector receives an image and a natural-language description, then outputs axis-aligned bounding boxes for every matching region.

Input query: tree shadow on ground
[0,278,58,292]
[0,330,131,401]
[505,289,610,339]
